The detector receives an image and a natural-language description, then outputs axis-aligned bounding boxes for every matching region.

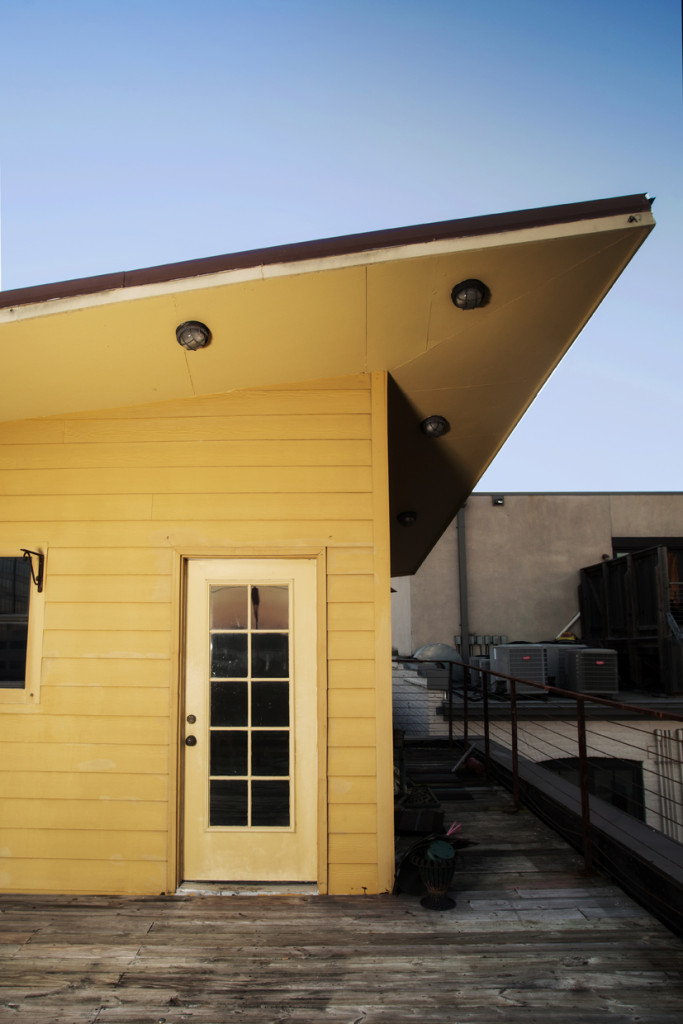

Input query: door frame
[170,547,328,893]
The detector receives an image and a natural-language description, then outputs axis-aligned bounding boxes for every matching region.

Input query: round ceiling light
[176,321,212,350]
[451,279,489,310]
[420,415,450,438]
[397,510,417,527]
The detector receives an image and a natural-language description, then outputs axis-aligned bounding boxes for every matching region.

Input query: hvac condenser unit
[469,656,492,693]
[560,647,619,696]
[491,644,548,698]
[539,643,587,687]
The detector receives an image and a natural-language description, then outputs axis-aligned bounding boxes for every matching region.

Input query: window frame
[0,547,46,706]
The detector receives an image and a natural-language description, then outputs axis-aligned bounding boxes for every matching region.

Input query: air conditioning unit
[491,644,548,698]
[416,662,451,690]
[413,644,464,690]
[468,656,483,691]
[469,656,492,693]
[560,647,619,696]
[538,643,587,687]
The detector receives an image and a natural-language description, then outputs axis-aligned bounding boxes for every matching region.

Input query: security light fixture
[492,495,505,507]
[420,415,450,438]
[451,279,489,310]
[397,511,417,527]
[176,320,211,350]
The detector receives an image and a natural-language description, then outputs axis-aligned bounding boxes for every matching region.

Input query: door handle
[185,735,197,746]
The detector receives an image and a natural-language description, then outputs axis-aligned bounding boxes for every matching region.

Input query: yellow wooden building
[0,196,653,895]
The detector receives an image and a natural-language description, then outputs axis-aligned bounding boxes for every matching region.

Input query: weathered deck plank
[1,783,683,1023]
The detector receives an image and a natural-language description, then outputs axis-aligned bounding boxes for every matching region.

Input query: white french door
[182,559,317,881]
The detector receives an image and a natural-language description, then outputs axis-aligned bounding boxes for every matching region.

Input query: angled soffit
[0,195,655,574]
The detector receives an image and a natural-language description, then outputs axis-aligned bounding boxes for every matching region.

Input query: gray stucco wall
[392,492,683,654]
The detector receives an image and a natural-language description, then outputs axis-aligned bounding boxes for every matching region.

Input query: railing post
[576,697,594,874]
[448,662,454,748]
[509,680,520,811]
[482,667,491,776]
[463,660,469,747]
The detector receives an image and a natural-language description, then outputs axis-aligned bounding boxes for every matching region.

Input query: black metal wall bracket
[21,549,45,593]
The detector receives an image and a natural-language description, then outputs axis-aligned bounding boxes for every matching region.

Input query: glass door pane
[208,582,291,828]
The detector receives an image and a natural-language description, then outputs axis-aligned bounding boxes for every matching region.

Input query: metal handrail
[393,654,683,873]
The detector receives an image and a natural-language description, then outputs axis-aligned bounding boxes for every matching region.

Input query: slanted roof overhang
[0,194,654,575]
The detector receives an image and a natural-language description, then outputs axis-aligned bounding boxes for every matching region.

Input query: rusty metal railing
[393,655,683,875]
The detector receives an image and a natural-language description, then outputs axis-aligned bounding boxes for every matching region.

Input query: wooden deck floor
[2,781,683,1023]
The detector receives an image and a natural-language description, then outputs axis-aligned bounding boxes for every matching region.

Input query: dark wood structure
[580,546,683,693]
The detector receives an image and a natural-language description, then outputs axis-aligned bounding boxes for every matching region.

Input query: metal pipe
[555,611,580,639]
[482,666,491,775]
[576,698,593,874]
[448,661,454,748]
[463,661,469,747]
[509,680,520,811]
[457,506,470,665]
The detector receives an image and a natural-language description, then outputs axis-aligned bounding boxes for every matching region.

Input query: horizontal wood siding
[326,537,384,893]
[0,376,390,895]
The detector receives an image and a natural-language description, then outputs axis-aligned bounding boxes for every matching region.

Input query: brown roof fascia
[0,194,652,311]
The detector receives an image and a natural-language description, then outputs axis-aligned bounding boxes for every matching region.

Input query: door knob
[185,735,197,746]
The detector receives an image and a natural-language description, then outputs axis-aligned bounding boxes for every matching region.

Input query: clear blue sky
[2,1,681,491]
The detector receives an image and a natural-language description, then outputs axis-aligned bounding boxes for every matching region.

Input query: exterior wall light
[451,279,489,310]
[397,511,417,527]
[420,415,450,438]
[176,321,212,350]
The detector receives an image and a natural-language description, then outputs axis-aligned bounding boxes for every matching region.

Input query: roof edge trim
[0,194,652,311]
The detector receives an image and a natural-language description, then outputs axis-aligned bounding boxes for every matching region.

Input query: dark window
[541,756,645,821]
[208,582,292,828]
[0,557,31,689]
